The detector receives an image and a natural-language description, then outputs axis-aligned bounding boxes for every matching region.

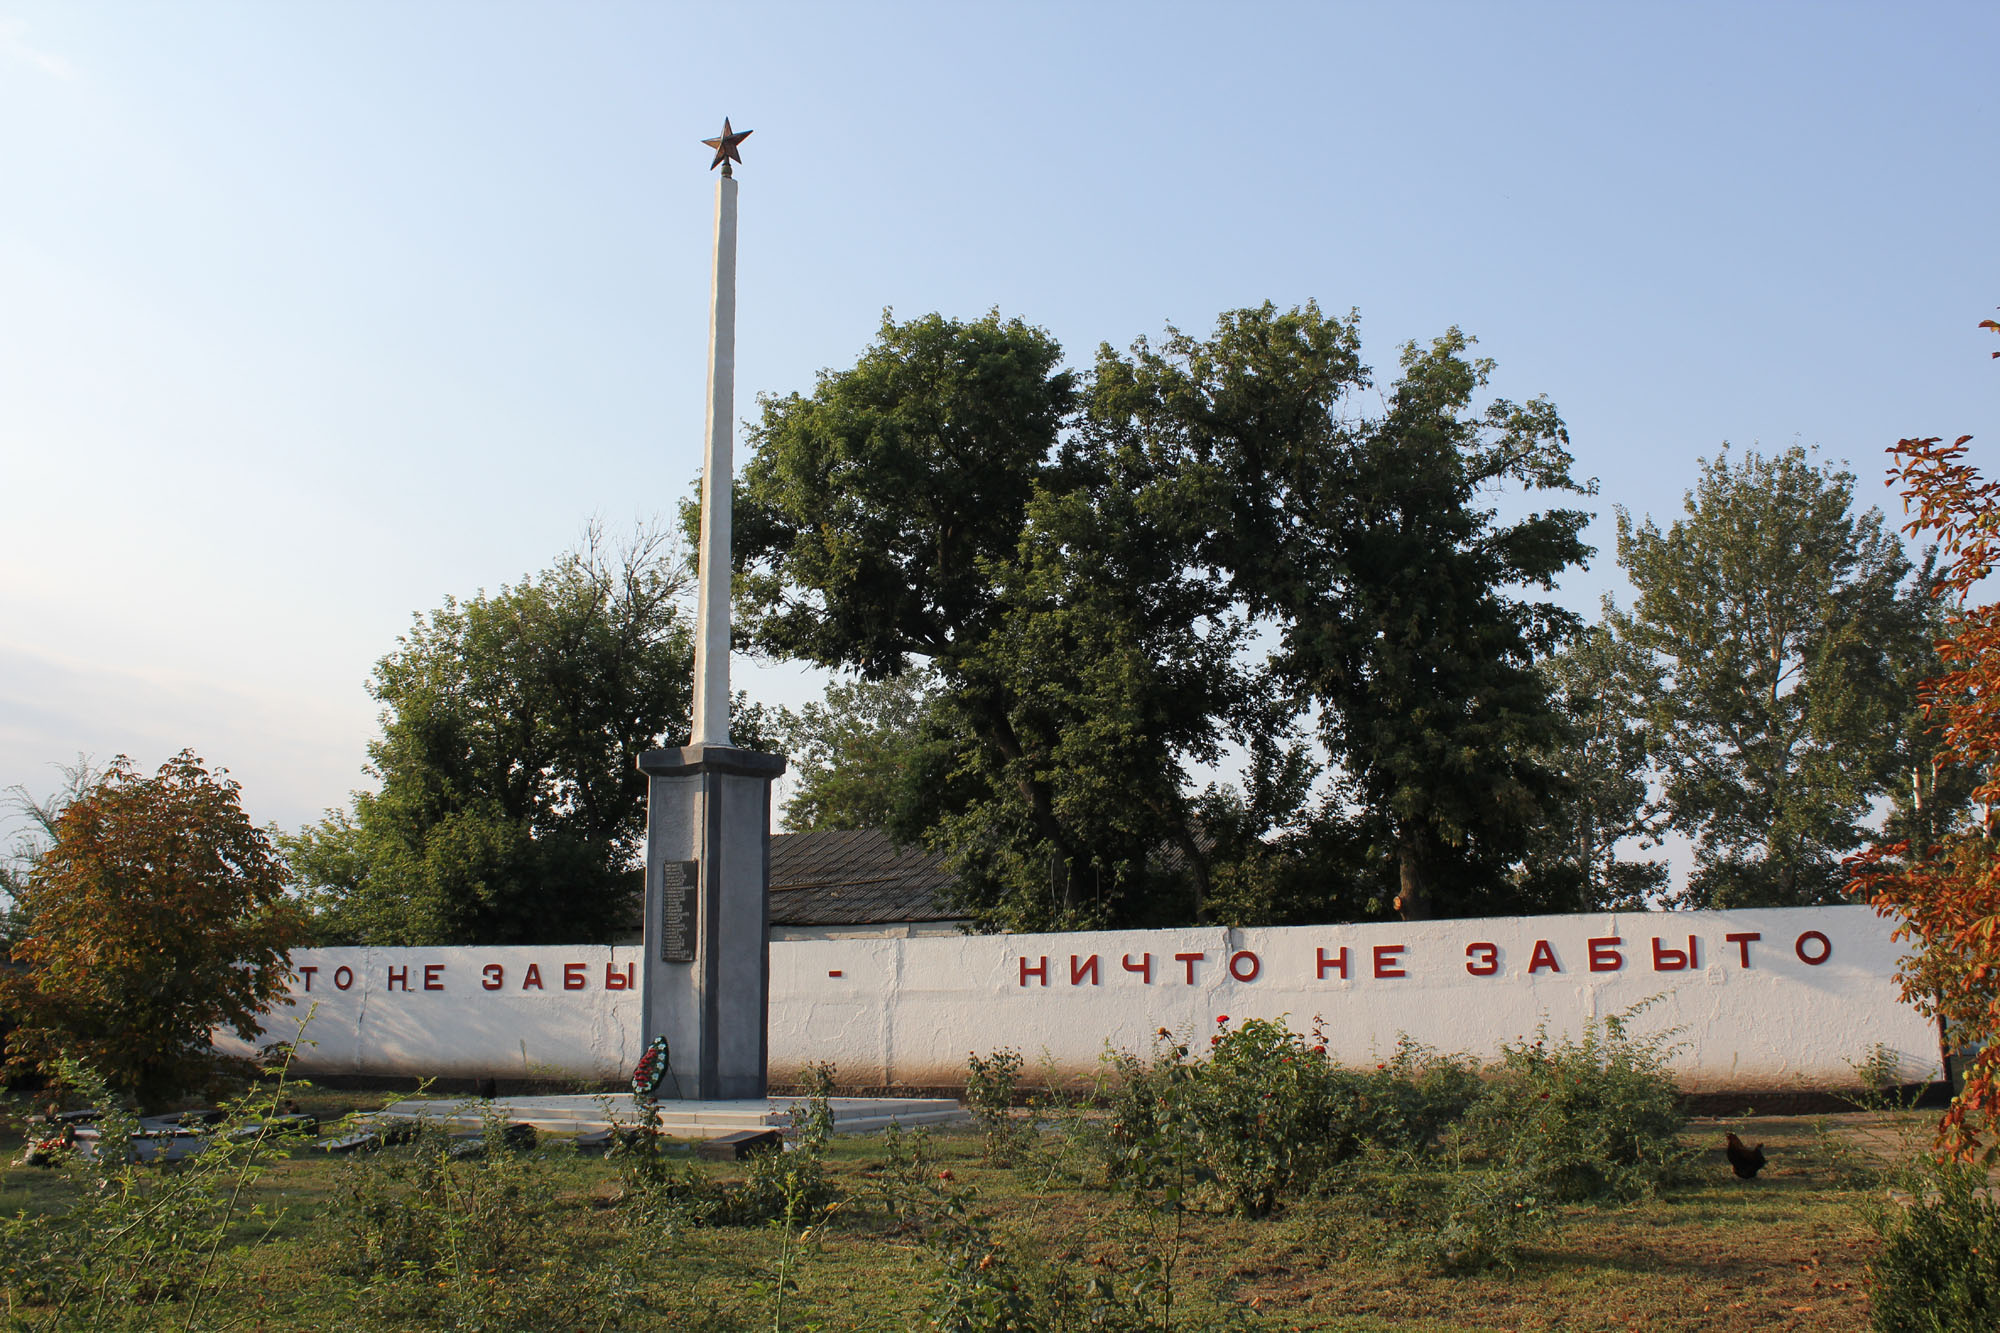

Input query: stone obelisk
[637,120,785,1101]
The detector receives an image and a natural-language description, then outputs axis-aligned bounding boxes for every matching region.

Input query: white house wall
[219,906,1942,1093]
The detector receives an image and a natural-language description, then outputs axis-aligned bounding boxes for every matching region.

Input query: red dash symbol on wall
[827,970,843,978]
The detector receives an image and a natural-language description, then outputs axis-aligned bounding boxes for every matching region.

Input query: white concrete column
[690,172,737,748]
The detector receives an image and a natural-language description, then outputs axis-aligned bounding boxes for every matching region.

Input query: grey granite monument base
[638,744,786,1101]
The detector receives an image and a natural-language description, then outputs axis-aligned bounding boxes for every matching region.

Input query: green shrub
[329,1113,544,1280]
[1369,1033,1487,1148]
[1099,1020,1479,1218]
[1847,1042,1925,1112]
[730,1132,837,1228]
[732,1059,838,1226]
[617,1059,841,1230]
[1182,1017,1339,1217]
[0,1043,312,1329]
[1460,1010,1694,1202]
[1325,1148,1559,1275]
[1869,1154,2000,1333]
[965,1047,1032,1164]
[330,1105,687,1331]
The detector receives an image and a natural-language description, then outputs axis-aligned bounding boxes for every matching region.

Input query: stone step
[361,1094,967,1140]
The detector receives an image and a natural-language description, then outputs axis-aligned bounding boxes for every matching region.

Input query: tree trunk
[1395,834,1433,921]
[1144,791,1213,925]
[979,707,1085,920]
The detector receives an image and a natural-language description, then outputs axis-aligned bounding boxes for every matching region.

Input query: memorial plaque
[659,859,699,963]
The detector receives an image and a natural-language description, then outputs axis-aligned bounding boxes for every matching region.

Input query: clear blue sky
[2,2,1995,854]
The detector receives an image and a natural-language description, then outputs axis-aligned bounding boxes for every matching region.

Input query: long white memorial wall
[219,905,1943,1093]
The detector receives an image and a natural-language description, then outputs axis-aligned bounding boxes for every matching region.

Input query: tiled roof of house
[768,829,963,927]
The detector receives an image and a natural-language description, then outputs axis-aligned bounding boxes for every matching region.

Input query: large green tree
[1609,445,1934,907]
[734,310,1078,678]
[737,309,1269,928]
[1273,331,1593,921]
[929,458,1256,926]
[740,304,1593,928]
[1093,314,1592,920]
[1056,303,1369,924]
[289,527,762,945]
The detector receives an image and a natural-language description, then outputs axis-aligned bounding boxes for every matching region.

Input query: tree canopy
[1610,445,1936,907]
[739,304,1597,926]
[1,751,303,1107]
[260,302,1951,943]
[1852,312,2000,1161]
[773,668,959,837]
[288,526,766,946]
[734,310,1077,678]
[1517,626,1668,912]
[1245,328,1595,920]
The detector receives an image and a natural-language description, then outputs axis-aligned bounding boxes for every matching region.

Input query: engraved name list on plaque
[659,860,699,964]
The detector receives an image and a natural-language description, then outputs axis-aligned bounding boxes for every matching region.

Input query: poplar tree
[1610,445,1933,907]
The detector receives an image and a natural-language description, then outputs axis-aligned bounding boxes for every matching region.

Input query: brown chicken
[1725,1132,1768,1179]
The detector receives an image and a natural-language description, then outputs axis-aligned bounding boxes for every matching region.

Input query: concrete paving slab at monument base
[362,1095,968,1139]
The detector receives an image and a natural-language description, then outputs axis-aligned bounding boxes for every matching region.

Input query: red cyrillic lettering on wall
[423,964,445,991]
[387,966,409,991]
[333,965,354,991]
[1228,950,1261,982]
[1070,954,1100,986]
[482,964,504,991]
[1316,946,1350,980]
[1795,930,1832,965]
[1121,953,1153,983]
[1174,952,1205,984]
[1019,956,1049,987]
[1650,937,1689,971]
[1528,940,1560,974]
[605,962,633,989]
[1373,945,1407,979]
[1587,937,1624,973]
[1724,932,1760,968]
[1465,942,1500,977]
[563,963,587,990]
[298,965,318,992]
[523,964,544,990]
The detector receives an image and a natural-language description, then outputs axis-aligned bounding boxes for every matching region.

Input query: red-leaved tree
[1851,313,2000,1160]
[2,751,304,1107]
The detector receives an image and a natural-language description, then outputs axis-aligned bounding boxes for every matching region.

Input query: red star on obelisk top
[702,118,752,174]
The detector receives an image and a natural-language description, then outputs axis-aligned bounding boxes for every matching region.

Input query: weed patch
[1459,1010,1697,1203]
[1868,1152,2000,1332]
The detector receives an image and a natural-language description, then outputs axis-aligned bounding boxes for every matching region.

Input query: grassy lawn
[0,1086,1947,1332]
